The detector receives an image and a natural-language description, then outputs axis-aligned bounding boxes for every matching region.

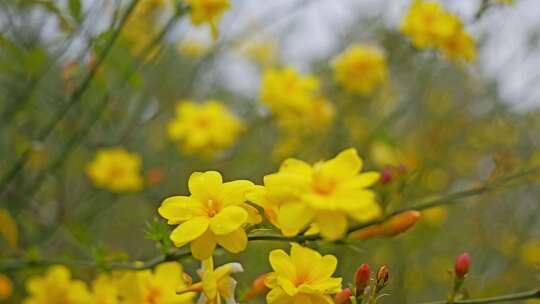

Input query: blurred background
[0,0,539,303]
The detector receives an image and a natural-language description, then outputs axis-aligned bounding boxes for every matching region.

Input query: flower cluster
[400,0,476,62]
[259,67,334,133]
[167,100,244,157]
[123,0,169,58]
[86,147,144,192]
[22,260,243,304]
[332,44,387,95]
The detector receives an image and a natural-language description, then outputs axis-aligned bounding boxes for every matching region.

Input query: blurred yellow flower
[440,30,476,62]
[90,273,121,304]
[422,206,448,225]
[520,239,540,266]
[24,265,91,304]
[167,100,243,157]
[158,171,260,260]
[0,274,12,302]
[259,148,381,239]
[265,243,342,304]
[400,0,476,62]
[186,0,230,38]
[86,147,144,192]
[259,67,334,132]
[177,257,243,304]
[240,39,279,67]
[117,262,194,304]
[332,44,387,95]
[177,38,210,58]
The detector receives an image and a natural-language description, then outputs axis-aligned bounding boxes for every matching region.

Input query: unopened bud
[354,263,371,297]
[351,211,421,240]
[376,265,389,288]
[380,167,394,185]
[334,288,353,304]
[454,252,470,279]
[244,274,270,300]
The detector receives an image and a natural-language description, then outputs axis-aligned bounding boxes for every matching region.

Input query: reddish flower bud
[354,263,371,296]
[376,265,389,287]
[334,288,353,304]
[244,274,270,299]
[380,167,394,185]
[454,252,470,279]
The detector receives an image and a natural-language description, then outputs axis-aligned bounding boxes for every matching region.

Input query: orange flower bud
[380,166,394,184]
[454,252,470,278]
[0,274,13,301]
[354,263,370,296]
[334,288,353,304]
[350,210,421,240]
[146,168,165,185]
[245,274,270,300]
[376,265,389,288]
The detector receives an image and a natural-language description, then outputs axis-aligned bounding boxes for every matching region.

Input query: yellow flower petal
[188,171,223,198]
[277,203,315,236]
[317,148,362,180]
[170,216,209,247]
[279,158,313,175]
[209,205,248,235]
[269,250,296,281]
[339,172,381,190]
[219,180,254,206]
[158,196,199,224]
[191,230,217,260]
[216,229,247,253]
[315,211,347,240]
[266,287,290,304]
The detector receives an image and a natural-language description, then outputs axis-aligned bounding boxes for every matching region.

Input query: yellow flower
[0,274,12,302]
[86,147,144,192]
[440,30,476,62]
[177,38,210,58]
[240,39,279,67]
[399,0,477,63]
[177,257,243,304]
[186,0,230,38]
[259,67,334,132]
[90,273,122,304]
[158,171,260,260]
[265,243,342,304]
[257,148,381,239]
[23,265,91,304]
[167,100,243,157]
[117,262,194,304]
[332,44,387,95]
[400,0,461,49]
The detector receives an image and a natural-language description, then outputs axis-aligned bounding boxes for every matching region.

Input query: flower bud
[244,274,270,299]
[354,263,371,296]
[334,288,353,304]
[380,167,394,185]
[454,252,470,279]
[350,211,421,240]
[376,265,389,288]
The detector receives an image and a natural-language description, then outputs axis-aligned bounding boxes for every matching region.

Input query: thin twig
[420,288,540,304]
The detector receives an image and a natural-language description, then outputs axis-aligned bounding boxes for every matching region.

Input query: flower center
[313,178,336,196]
[144,288,161,304]
[294,273,309,287]
[205,199,220,217]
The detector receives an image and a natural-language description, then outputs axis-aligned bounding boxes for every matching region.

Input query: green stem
[422,288,540,304]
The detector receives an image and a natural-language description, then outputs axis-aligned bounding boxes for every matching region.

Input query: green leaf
[68,0,82,22]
